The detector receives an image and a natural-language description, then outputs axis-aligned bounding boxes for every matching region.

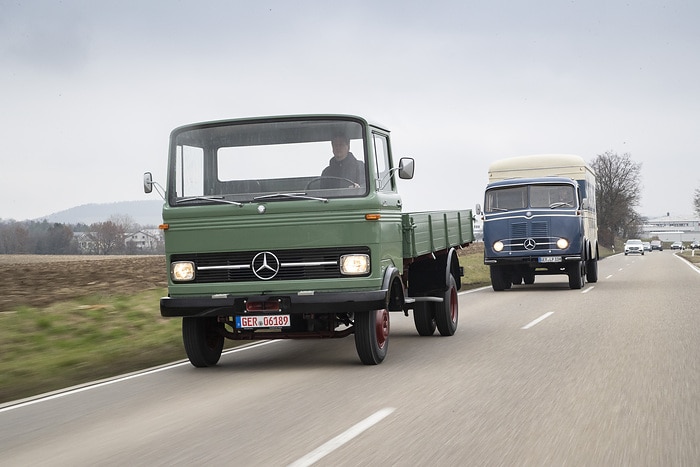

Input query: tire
[586,257,598,283]
[490,265,511,291]
[523,270,535,285]
[435,275,458,336]
[568,261,584,289]
[413,302,436,336]
[182,317,225,367]
[354,309,389,365]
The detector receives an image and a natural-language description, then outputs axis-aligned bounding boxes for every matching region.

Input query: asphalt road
[2,250,699,466]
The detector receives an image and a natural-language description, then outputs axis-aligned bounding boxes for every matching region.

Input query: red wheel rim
[449,287,458,323]
[375,309,389,349]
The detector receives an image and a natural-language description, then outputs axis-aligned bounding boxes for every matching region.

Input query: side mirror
[398,157,415,179]
[475,203,482,215]
[144,172,153,194]
[581,198,589,209]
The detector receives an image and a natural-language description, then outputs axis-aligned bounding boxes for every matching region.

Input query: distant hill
[39,200,164,226]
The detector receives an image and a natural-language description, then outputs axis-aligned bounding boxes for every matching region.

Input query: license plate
[236,315,291,329]
[538,256,562,263]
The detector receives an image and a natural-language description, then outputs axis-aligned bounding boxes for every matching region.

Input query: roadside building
[124,229,163,252]
[640,214,700,243]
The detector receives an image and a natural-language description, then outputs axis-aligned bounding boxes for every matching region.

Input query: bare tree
[109,214,138,234]
[90,221,125,255]
[591,151,643,247]
[694,188,700,218]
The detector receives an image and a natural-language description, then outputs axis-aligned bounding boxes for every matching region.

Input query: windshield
[485,184,577,213]
[168,119,368,204]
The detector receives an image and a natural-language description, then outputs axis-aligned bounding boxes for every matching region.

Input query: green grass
[0,289,184,404]
[458,243,491,289]
[677,249,700,264]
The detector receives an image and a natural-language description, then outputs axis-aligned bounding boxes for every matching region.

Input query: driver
[320,135,365,188]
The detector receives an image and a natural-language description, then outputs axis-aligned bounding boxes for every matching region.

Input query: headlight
[493,241,504,252]
[340,254,370,275]
[556,238,569,249]
[171,261,195,282]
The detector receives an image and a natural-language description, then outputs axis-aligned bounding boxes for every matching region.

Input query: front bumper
[161,289,389,317]
[484,254,582,266]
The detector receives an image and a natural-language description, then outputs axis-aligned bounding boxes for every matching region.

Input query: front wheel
[568,261,584,289]
[182,317,225,367]
[490,265,511,291]
[435,275,458,336]
[586,257,598,283]
[523,270,536,285]
[354,309,389,365]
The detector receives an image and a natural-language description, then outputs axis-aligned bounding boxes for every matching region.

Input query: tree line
[0,215,161,255]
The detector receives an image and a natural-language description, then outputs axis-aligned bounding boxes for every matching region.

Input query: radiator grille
[171,247,371,283]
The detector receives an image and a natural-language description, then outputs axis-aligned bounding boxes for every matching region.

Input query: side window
[174,145,204,197]
[373,133,392,191]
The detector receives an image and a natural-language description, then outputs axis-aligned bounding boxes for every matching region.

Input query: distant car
[650,240,663,251]
[642,241,651,252]
[691,240,700,249]
[671,241,683,250]
[624,239,645,255]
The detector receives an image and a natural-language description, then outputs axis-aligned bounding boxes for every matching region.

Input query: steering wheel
[305,176,359,190]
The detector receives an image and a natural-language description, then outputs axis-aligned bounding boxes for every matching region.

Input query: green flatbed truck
[144,114,474,366]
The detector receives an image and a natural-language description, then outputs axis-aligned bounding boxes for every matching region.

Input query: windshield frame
[484,182,578,213]
[166,116,370,206]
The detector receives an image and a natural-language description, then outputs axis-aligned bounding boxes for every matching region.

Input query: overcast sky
[1,0,698,221]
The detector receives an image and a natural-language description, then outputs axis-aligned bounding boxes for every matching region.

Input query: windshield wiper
[176,196,243,207]
[549,202,573,209]
[253,192,328,203]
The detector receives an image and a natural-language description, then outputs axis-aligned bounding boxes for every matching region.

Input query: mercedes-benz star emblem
[523,238,536,250]
[252,252,280,280]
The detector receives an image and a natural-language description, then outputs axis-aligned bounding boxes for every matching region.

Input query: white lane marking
[522,312,554,329]
[606,274,613,279]
[0,341,278,413]
[618,268,624,271]
[288,407,396,467]
[459,285,491,295]
[582,286,594,294]
[674,254,700,275]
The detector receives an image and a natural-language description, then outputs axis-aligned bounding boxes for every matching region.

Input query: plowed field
[0,255,167,312]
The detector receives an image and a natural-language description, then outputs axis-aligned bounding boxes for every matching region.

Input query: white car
[624,239,644,255]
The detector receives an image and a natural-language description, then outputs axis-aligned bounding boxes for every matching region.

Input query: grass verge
[677,249,700,264]
[0,289,183,404]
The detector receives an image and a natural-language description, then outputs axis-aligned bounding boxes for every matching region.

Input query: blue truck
[482,154,599,290]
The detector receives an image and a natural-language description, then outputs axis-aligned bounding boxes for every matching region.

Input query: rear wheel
[354,309,389,365]
[413,302,436,336]
[435,275,458,336]
[182,317,225,367]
